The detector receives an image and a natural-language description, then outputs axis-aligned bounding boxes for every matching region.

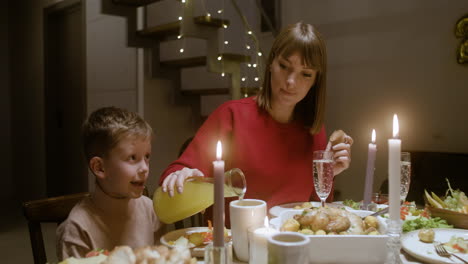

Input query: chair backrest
[174,212,204,229]
[22,192,90,264]
[404,151,468,205]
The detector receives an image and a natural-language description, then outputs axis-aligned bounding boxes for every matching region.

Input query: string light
[247,63,252,67]
[253,64,257,68]
[178,16,183,21]
[246,45,251,50]
[217,55,222,61]
[258,52,262,56]
[254,77,259,81]
[224,41,229,45]
[181,0,185,3]
[217,9,223,14]
[247,31,252,35]
[206,13,211,17]
[241,77,246,82]
[221,72,225,77]
[179,48,184,53]
[177,35,182,39]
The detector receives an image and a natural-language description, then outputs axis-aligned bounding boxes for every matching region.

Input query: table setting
[58,115,468,264]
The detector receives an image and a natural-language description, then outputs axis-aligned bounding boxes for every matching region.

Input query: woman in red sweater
[160,22,353,210]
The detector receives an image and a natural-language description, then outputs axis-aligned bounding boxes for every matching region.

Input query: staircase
[108,0,260,117]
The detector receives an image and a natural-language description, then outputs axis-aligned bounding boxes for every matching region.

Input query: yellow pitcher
[153,168,246,224]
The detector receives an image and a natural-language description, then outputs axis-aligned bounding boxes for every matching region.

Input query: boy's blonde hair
[82,106,153,162]
[256,22,327,134]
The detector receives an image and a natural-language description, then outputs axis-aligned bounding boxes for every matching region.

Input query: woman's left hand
[326,133,353,176]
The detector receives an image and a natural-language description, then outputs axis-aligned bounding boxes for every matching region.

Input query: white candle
[363,129,377,209]
[388,115,401,221]
[213,141,225,247]
[249,217,279,264]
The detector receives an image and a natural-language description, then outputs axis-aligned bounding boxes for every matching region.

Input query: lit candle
[388,115,401,221]
[249,217,279,264]
[213,141,225,247]
[363,129,377,209]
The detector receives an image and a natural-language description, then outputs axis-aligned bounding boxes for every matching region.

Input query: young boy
[57,106,163,260]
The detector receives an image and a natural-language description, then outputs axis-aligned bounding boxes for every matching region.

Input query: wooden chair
[405,151,468,205]
[174,212,205,229]
[22,192,90,264]
[379,151,468,206]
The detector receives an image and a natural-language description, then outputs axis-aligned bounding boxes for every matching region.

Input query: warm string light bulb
[258,52,262,56]
[177,35,182,39]
[246,45,251,50]
[224,41,229,45]
[221,72,225,77]
[241,77,246,82]
[217,55,222,61]
[179,48,184,53]
[181,0,185,3]
[247,63,252,67]
[206,13,211,17]
[254,77,259,81]
[217,9,223,14]
[178,16,183,21]
[223,24,228,29]
[247,30,252,35]
[253,64,257,68]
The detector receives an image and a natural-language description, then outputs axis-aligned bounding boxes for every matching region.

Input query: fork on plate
[434,243,468,263]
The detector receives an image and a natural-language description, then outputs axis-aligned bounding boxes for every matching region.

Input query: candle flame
[371,129,376,143]
[264,216,269,228]
[393,114,399,138]
[216,141,222,160]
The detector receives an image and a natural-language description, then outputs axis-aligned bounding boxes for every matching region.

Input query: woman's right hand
[161,167,205,197]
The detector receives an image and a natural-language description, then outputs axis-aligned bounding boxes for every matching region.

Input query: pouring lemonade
[154,168,246,224]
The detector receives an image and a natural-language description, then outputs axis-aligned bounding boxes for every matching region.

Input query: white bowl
[272,209,388,264]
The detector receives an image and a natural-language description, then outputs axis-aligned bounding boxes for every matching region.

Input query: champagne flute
[400,152,411,203]
[313,150,334,207]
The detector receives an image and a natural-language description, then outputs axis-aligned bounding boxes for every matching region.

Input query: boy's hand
[162,167,205,197]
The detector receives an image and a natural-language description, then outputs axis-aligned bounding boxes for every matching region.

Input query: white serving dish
[271,209,389,264]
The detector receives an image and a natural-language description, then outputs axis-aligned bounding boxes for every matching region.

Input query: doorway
[44,0,87,197]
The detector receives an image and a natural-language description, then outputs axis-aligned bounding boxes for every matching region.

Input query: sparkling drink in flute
[313,150,334,207]
[400,152,411,202]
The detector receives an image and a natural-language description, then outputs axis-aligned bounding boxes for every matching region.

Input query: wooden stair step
[161,53,250,68]
[112,0,161,7]
[138,16,230,39]
[181,87,259,96]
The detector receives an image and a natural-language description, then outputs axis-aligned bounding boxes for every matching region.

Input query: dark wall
[9,0,47,202]
[1,1,12,200]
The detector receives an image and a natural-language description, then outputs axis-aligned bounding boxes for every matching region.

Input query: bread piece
[330,130,346,146]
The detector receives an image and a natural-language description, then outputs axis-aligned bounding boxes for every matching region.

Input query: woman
[160,22,352,209]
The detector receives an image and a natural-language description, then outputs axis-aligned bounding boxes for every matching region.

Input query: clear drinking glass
[400,152,411,203]
[313,150,334,207]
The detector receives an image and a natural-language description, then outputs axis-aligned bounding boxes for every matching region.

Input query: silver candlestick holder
[385,219,403,264]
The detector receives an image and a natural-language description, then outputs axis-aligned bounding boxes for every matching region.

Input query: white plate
[401,228,468,264]
[161,227,232,258]
[269,201,351,217]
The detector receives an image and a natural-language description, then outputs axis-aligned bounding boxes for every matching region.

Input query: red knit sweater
[160,97,332,210]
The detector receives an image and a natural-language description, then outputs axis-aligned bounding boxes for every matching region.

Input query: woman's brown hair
[256,22,327,134]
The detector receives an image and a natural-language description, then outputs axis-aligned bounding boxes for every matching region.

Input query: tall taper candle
[388,115,401,221]
[213,141,225,247]
[363,129,377,209]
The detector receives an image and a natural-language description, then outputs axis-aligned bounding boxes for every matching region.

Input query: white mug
[229,199,267,262]
[268,232,310,264]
